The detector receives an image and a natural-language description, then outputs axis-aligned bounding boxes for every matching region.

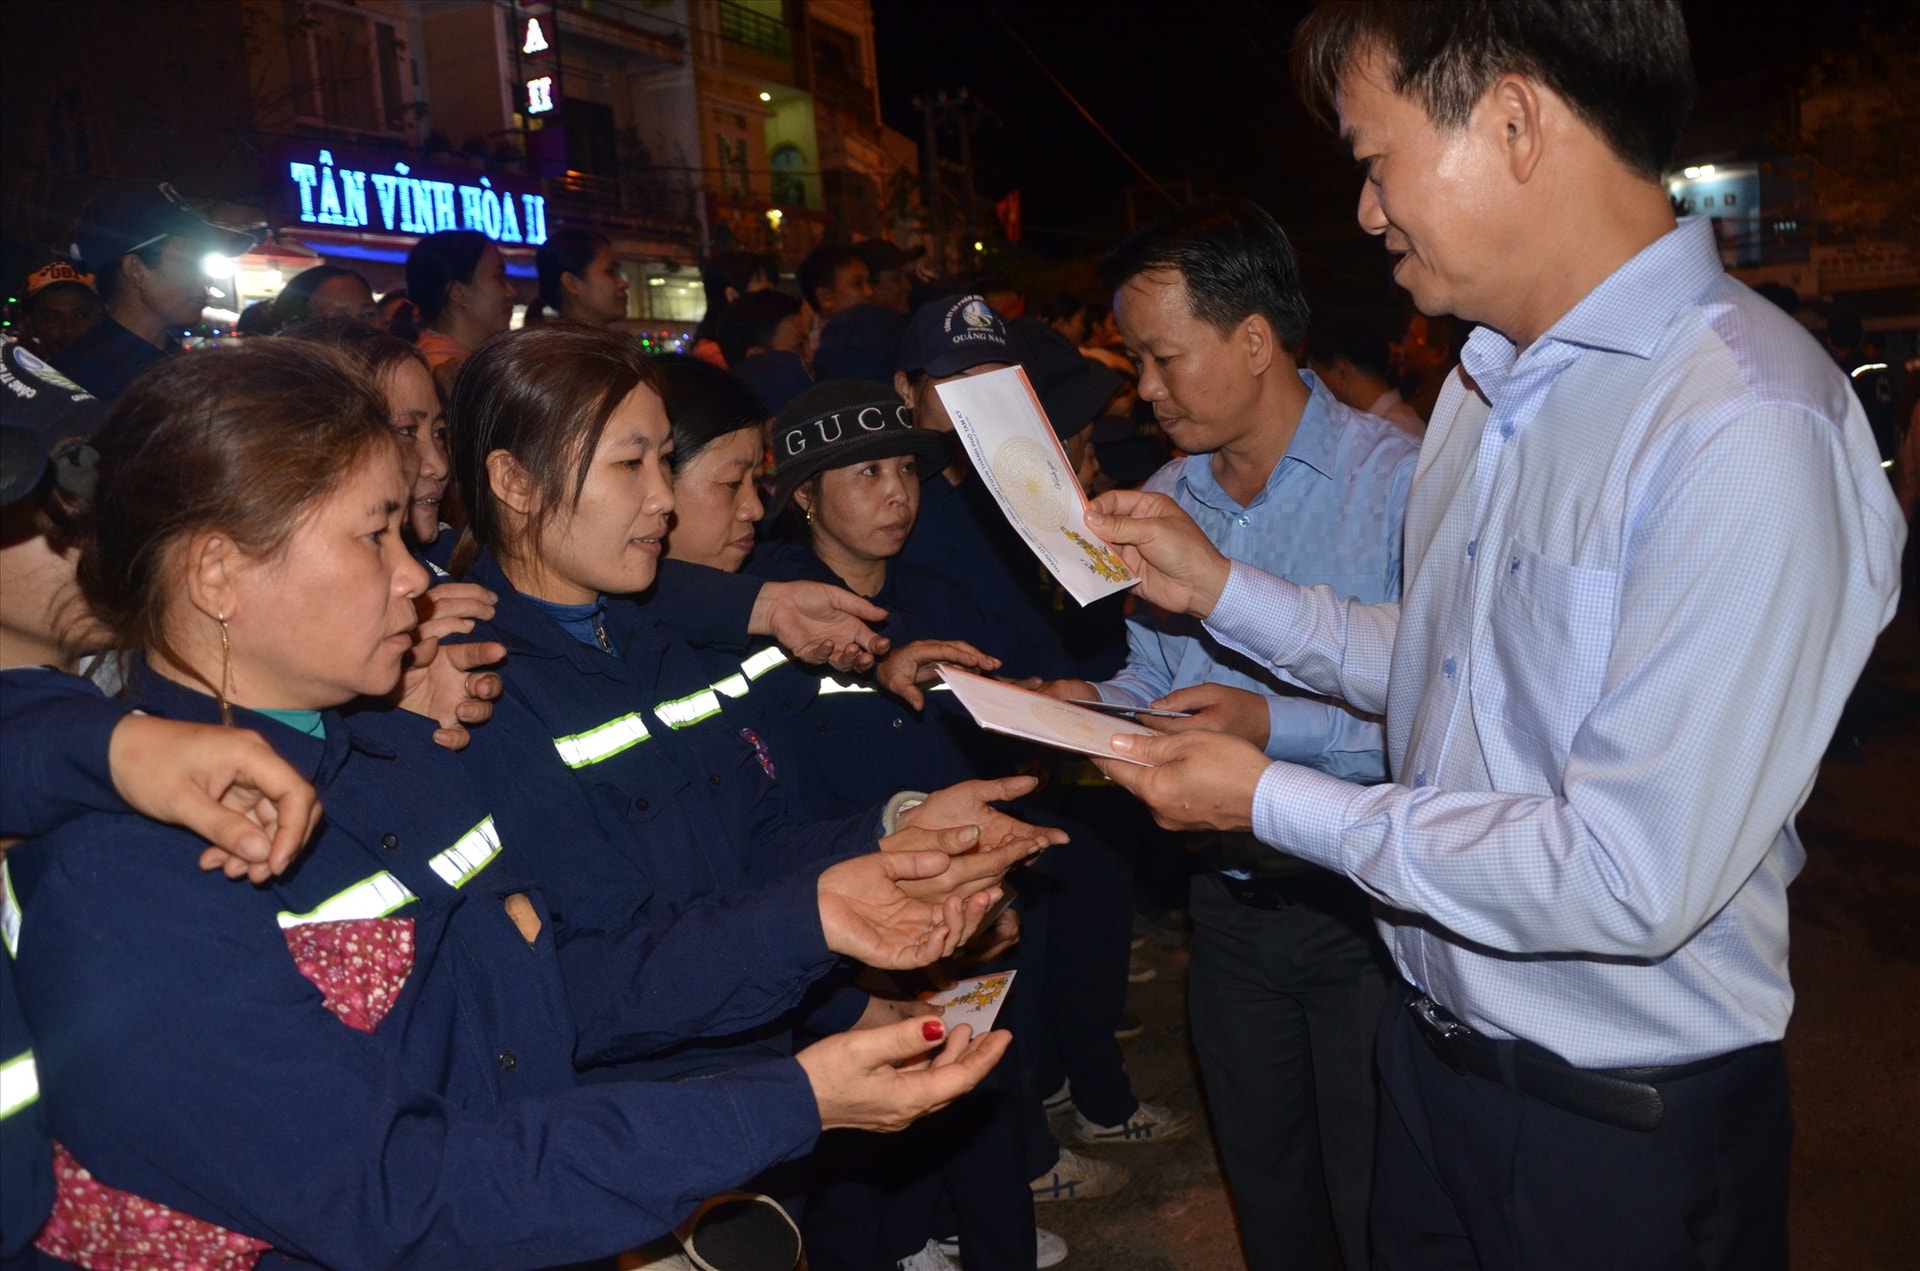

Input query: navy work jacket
[457,551,881,1074]
[905,476,1075,682]
[5,670,821,1269]
[0,669,128,1264]
[748,544,1032,819]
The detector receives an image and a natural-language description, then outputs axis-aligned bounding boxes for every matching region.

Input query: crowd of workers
[1,3,1913,1271]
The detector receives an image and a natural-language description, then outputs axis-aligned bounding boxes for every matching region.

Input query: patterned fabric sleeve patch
[739,727,778,780]
[38,1142,269,1271]
[283,917,415,1033]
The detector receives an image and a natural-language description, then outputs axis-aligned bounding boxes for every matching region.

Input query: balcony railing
[566,0,687,50]
[545,167,702,241]
[718,2,790,61]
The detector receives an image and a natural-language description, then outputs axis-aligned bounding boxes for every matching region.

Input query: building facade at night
[1,0,925,328]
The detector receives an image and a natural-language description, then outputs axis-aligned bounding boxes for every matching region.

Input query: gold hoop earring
[216,613,234,727]
[803,506,814,527]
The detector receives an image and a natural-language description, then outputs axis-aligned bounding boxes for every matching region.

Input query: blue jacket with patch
[456,551,882,1076]
[5,670,822,1270]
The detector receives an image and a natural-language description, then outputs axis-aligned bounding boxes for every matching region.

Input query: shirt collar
[1459,218,1725,400]
[1367,388,1404,417]
[122,659,375,783]
[1180,371,1338,509]
[468,548,666,677]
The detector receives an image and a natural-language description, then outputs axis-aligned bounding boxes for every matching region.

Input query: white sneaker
[1042,1080,1074,1116]
[934,1227,1068,1268]
[1071,1099,1195,1146]
[1126,956,1157,984]
[898,1238,962,1271]
[1029,1146,1130,1202]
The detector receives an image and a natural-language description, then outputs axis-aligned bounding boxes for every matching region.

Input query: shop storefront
[220,145,553,313]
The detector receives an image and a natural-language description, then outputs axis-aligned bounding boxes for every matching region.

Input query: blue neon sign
[286,148,548,245]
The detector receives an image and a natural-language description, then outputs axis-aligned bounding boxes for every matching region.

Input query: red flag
[995,189,1022,245]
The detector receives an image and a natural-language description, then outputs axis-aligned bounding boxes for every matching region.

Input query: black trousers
[1373,989,1792,1271]
[802,1074,1034,1271]
[1187,870,1388,1271]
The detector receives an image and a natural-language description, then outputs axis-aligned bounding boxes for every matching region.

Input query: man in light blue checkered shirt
[1043,199,1417,1271]
[1088,4,1907,1269]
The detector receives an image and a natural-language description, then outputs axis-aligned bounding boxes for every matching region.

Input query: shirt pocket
[1486,538,1619,779]
[283,917,415,1033]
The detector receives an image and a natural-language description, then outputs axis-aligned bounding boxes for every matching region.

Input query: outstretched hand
[818,835,1010,967]
[751,580,892,672]
[1085,489,1232,619]
[875,639,1000,709]
[108,715,323,882]
[896,775,1070,857]
[1092,728,1270,834]
[797,1015,1011,1133]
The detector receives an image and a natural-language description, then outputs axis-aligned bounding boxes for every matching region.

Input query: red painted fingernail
[922,1019,945,1042]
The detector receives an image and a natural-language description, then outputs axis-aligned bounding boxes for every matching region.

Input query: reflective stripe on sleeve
[711,674,751,699]
[276,872,417,928]
[654,689,722,730]
[553,712,651,767]
[817,677,877,696]
[428,816,502,888]
[1,861,19,958]
[741,647,790,680]
[0,1050,37,1120]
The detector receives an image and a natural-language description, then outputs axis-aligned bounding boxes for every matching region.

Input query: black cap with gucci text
[768,380,949,516]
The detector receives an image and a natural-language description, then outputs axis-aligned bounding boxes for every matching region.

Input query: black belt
[1407,994,1761,1133]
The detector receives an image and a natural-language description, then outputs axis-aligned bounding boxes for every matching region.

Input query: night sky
[870,0,1886,286]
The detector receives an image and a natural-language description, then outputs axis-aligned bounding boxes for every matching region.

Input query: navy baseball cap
[897,293,1013,378]
[71,181,256,277]
[733,349,814,417]
[1007,317,1123,441]
[815,304,908,383]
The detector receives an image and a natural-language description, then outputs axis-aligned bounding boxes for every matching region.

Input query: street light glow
[759,91,772,102]
[1682,164,1716,179]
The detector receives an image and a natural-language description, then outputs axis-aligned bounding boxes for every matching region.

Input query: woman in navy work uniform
[1,354,319,1264]
[750,381,1063,1271]
[753,381,1027,818]
[650,356,1003,826]
[5,340,1013,1269]
[443,328,1057,1084]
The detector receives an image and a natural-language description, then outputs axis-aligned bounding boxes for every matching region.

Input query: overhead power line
[978,2,1179,209]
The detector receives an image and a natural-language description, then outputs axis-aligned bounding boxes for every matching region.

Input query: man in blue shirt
[1045,199,1418,1271]
[1087,5,1906,1269]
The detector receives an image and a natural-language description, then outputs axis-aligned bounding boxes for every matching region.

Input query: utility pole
[954,89,980,271]
[914,93,947,275]
[915,89,988,276]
